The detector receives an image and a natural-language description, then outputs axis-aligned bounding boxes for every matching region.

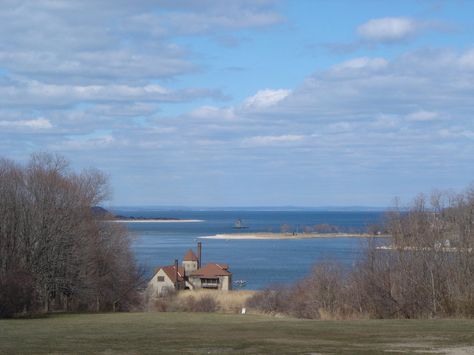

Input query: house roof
[183,249,199,262]
[190,263,231,278]
[156,265,185,283]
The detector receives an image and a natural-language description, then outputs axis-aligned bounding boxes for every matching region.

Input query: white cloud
[0,118,52,129]
[0,50,195,84]
[459,49,474,69]
[189,89,291,121]
[406,110,439,122]
[332,57,388,72]
[325,17,448,53]
[357,17,419,42]
[0,79,224,107]
[438,128,474,139]
[371,115,398,129]
[0,0,283,86]
[328,122,354,132]
[51,134,118,151]
[243,134,305,146]
[154,11,282,36]
[243,89,291,109]
[128,0,282,37]
[190,106,236,120]
[91,103,159,117]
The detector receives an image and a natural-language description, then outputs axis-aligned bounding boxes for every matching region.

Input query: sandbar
[199,232,389,240]
[110,219,204,223]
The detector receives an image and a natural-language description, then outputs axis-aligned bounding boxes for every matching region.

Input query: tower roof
[183,249,199,262]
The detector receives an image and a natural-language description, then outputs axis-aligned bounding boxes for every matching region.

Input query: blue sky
[1,0,474,207]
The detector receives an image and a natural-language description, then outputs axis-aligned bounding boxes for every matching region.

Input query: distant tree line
[0,154,142,318]
[280,223,379,235]
[248,186,474,319]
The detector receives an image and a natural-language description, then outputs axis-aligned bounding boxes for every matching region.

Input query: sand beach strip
[200,232,388,240]
[111,219,204,223]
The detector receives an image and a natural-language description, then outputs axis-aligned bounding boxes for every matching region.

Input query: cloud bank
[1,1,473,206]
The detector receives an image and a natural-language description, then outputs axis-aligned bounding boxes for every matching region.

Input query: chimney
[197,242,202,269]
[174,259,179,289]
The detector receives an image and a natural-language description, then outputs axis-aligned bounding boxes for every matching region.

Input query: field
[1,313,474,354]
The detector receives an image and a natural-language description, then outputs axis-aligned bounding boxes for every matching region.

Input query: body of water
[112,209,386,290]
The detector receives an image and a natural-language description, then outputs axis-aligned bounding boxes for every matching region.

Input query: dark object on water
[233,219,248,229]
[233,279,247,288]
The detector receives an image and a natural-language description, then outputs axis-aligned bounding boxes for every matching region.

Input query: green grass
[1,313,474,354]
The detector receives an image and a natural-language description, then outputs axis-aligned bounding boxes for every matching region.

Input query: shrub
[246,286,291,314]
[183,295,219,312]
[0,269,37,318]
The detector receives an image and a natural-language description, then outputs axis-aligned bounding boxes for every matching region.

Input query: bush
[246,286,291,314]
[183,295,219,312]
[148,291,220,313]
[0,269,37,318]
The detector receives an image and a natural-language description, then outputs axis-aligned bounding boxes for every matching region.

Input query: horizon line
[105,205,393,211]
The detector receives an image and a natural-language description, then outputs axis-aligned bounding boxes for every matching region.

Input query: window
[157,276,165,282]
[201,278,220,288]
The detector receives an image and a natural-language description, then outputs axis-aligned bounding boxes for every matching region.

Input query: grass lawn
[1,312,474,354]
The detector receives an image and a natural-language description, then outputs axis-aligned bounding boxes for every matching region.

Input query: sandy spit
[199,233,388,240]
[110,219,204,223]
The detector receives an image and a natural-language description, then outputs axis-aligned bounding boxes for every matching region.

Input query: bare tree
[280,224,291,234]
[0,153,142,317]
[248,186,474,320]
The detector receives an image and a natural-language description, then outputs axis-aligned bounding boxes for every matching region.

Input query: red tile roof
[190,263,231,277]
[183,249,199,262]
[156,265,185,283]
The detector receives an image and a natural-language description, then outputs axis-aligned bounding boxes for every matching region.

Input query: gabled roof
[183,249,199,262]
[156,265,185,283]
[190,263,231,277]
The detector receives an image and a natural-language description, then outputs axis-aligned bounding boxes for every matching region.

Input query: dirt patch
[415,346,474,354]
[384,342,474,355]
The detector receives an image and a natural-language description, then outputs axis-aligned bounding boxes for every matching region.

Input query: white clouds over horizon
[173,48,474,193]
[4,47,474,205]
[1,1,474,206]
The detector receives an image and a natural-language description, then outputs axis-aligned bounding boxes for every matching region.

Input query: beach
[200,232,387,240]
[111,219,204,223]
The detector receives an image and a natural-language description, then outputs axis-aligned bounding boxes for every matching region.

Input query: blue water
[112,209,386,289]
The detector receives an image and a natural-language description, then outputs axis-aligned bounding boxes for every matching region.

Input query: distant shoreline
[110,219,204,223]
[200,232,390,240]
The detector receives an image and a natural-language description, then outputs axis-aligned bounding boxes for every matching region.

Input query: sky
[1,0,474,207]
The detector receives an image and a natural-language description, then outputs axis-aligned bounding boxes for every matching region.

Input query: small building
[188,263,232,291]
[148,242,232,296]
[148,262,185,295]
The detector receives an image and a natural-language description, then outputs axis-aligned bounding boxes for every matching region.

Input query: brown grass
[175,290,255,313]
[2,313,474,354]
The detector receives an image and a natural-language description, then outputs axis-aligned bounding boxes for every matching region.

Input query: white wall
[147,269,175,296]
[183,260,198,274]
